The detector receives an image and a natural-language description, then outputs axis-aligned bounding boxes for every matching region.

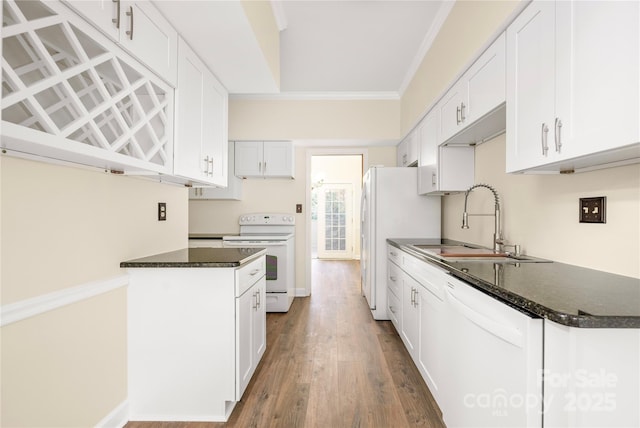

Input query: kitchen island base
[124,252,266,422]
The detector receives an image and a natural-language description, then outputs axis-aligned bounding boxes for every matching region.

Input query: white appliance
[443,275,542,427]
[361,167,441,320]
[223,213,295,312]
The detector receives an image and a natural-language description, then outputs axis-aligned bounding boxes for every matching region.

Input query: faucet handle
[501,243,521,256]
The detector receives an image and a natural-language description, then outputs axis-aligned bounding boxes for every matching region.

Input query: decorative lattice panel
[1,0,171,168]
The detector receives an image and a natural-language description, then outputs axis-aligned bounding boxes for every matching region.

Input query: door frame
[305,148,368,297]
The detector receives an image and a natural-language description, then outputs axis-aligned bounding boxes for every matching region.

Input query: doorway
[310,155,363,260]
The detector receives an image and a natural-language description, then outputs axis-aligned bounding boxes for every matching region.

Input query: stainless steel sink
[409,244,551,263]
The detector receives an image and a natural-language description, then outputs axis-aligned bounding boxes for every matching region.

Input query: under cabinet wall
[0,156,188,426]
[442,134,640,279]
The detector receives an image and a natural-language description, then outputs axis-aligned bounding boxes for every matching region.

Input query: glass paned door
[317,184,353,259]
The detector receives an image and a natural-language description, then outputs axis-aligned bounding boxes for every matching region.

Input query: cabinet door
[120,1,178,86]
[174,39,206,181]
[263,141,294,177]
[465,32,506,125]
[418,282,445,403]
[252,279,267,366]
[396,138,408,167]
[418,109,439,167]
[62,0,120,39]
[438,146,474,193]
[202,69,228,187]
[236,285,255,400]
[506,1,556,173]
[555,0,639,158]
[235,141,263,177]
[401,275,419,357]
[438,80,467,143]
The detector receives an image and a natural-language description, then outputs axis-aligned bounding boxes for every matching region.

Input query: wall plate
[579,197,606,223]
[158,202,167,221]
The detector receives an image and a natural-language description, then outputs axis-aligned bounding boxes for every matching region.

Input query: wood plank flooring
[125,260,445,428]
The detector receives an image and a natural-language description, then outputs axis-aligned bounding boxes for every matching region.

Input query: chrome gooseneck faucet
[462,183,503,253]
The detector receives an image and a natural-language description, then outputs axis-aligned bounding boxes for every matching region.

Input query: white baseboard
[295,288,309,297]
[0,274,129,326]
[96,400,129,428]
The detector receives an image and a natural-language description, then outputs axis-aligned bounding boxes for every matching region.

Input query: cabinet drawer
[387,261,402,298]
[387,287,401,331]
[402,253,446,301]
[387,245,402,265]
[236,256,265,297]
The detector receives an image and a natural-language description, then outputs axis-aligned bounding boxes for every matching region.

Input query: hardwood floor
[125,260,445,428]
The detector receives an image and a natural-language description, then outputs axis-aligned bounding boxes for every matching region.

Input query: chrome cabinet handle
[126,6,133,40]
[460,102,466,122]
[390,275,397,282]
[456,105,461,125]
[432,172,437,187]
[203,156,210,175]
[263,161,267,173]
[258,161,262,173]
[390,251,397,257]
[208,157,214,176]
[112,0,120,28]
[389,305,395,314]
[249,268,260,276]
[554,118,562,153]
[253,292,258,310]
[541,123,549,156]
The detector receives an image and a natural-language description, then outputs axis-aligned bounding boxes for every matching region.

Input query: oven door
[222,240,288,293]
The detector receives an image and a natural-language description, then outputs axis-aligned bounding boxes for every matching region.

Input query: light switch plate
[579,197,606,223]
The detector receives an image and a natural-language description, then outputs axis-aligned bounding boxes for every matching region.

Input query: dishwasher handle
[446,286,523,348]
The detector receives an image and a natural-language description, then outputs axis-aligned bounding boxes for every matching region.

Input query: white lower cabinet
[388,245,543,427]
[543,321,640,428]
[236,271,266,400]
[127,256,266,421]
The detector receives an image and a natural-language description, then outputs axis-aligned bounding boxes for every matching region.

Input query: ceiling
[155,1,452,97]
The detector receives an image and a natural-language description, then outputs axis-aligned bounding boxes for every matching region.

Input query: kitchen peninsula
[120,247,267,422]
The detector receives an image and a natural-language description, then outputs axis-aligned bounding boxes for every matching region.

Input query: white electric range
[223,213,295,312]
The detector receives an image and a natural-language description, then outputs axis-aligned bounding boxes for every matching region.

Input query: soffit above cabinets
[153,0,451,97]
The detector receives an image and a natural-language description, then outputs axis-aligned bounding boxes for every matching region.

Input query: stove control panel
[239,213,295,225]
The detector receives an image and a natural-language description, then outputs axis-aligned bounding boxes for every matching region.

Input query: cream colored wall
[240,0,280,89]
[0,156,188,426]
[401,0,519,134]
[229,98,401,140]
[442,136,640,278]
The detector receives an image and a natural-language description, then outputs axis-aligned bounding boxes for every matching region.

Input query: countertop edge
[387,239,640,329]
[120,248,267,269]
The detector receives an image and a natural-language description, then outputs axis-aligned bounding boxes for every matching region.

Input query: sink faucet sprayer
[461,183,520,256]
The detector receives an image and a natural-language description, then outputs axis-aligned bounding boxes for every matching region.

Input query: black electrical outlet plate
[296,204,302,213]
[579,197,606,223]
[158,202,167,221]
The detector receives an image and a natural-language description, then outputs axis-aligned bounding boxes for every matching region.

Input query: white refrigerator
[361,167,441,320]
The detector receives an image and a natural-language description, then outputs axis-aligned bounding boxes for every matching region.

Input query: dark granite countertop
[120,247,266,268]
[188,233,237,240]
[388,238,640,328]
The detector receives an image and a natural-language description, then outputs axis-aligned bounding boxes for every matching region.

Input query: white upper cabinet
[506,0,640,173]
[63,0,178,86]
[439,33,506,145]
[174,38,228,186]
[397,130,418,167]
[1,0,174,174]
[418,105,474,195]
[190,142,242,200]
[235,141,295,179]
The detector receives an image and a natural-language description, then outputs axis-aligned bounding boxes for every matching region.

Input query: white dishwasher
[443,275,543,427]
